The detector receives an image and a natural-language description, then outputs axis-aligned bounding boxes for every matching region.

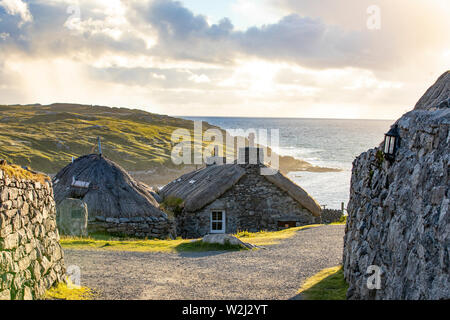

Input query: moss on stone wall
[0,161,49,184]
[0,166,65,300]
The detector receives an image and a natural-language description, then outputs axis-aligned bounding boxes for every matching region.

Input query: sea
[182,117,394,210]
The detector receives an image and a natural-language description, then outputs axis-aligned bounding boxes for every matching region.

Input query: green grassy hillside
[0,103,338,186]
[0,103,223,174]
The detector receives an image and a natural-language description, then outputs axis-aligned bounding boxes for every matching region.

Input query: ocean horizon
[177,115,397,121]
[181,116,394,210]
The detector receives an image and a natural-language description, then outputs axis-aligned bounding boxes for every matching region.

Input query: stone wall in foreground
[0,169,66,300]
[343,102,449,299]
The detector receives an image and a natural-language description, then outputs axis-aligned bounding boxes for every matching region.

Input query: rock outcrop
[0,165,66,300]
[343,71,449,300]
[202,234,256,249]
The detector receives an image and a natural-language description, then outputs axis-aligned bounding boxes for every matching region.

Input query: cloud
[233,15,369,69]
[131,0,373,69]
[3,0,446,72]
[88,65,224,89]
[271,0,450,72]
[0,0,448,119]
[0,0,32,25]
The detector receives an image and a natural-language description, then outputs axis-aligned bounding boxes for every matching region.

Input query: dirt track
[64,225,345,300]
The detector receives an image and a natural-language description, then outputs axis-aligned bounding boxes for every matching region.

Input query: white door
[210,210,226,234]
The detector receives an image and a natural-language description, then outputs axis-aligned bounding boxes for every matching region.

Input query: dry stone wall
[343,99,449,299]
[0,169,65,300]
[321,209,344,224]
[88,215,176,239]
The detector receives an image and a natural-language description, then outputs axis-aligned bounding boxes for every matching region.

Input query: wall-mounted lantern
[383,125,400,161]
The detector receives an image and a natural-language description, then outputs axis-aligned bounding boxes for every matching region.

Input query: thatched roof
[159,164,246,212]
[264,172,321,217]
[53,154,165,219]
[159,164,321,216]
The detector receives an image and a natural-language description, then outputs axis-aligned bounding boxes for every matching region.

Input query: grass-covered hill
[0,103,224,173]
[0,103,338,186]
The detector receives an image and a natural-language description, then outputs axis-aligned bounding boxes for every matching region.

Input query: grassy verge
[60,224,322,253]
[60,234,246,253]
[235,224,322,246]
[297,266,348,300]
[329,215,347,225]
[0,163,49,184]
[61,236,196,253]
[44,280,94,300]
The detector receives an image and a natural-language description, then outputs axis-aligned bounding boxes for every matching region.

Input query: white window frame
[210,210,226,234]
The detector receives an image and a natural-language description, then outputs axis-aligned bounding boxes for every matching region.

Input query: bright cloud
[0,0,448,119]
[0,0,32,24]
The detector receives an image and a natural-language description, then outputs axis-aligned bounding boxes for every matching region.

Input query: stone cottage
[159,147,322,238]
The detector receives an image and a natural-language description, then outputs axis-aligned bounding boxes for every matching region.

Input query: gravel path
[64,225,345,300]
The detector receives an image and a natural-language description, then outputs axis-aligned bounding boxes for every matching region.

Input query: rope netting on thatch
[53,154,165,219]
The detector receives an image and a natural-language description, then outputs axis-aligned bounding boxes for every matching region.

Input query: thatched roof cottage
[53,154,174,238]
[160,147,322,238]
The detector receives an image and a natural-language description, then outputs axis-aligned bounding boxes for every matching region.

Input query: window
[210,210,226,233]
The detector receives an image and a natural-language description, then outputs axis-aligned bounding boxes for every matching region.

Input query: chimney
[238,147,264,165]
[206,145,226,166]
[238,133,264,165]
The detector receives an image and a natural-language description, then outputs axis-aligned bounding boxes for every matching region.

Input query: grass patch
[44,280,94,300]
[61,237,247,253]
[60,236,193,253]
[60,225,323,253]
[298,266,348,300]
[329,215,347,225]
[175,240,247,252]
[0,163,49,184]
[234,224,322,246]
[160,196,184,218]
[60,232,247,253]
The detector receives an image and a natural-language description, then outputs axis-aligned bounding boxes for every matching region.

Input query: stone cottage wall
[88,215,176,239]
[0,169,66,300]
[343,105,449,299]
[177,165,320,238]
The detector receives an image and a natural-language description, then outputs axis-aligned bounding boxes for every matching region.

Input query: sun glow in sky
[0,0,449,119]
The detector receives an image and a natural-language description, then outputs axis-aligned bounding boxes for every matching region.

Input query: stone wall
[177,164,321,238]
[0,169,66,300]
[343,103,449,299]
[321,209,344,224]
[88,215,176,239]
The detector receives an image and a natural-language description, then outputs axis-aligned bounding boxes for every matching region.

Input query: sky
[0,0,449,119]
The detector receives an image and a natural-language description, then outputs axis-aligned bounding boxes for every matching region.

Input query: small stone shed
[160,148,322,238]
[53,154,175,239]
